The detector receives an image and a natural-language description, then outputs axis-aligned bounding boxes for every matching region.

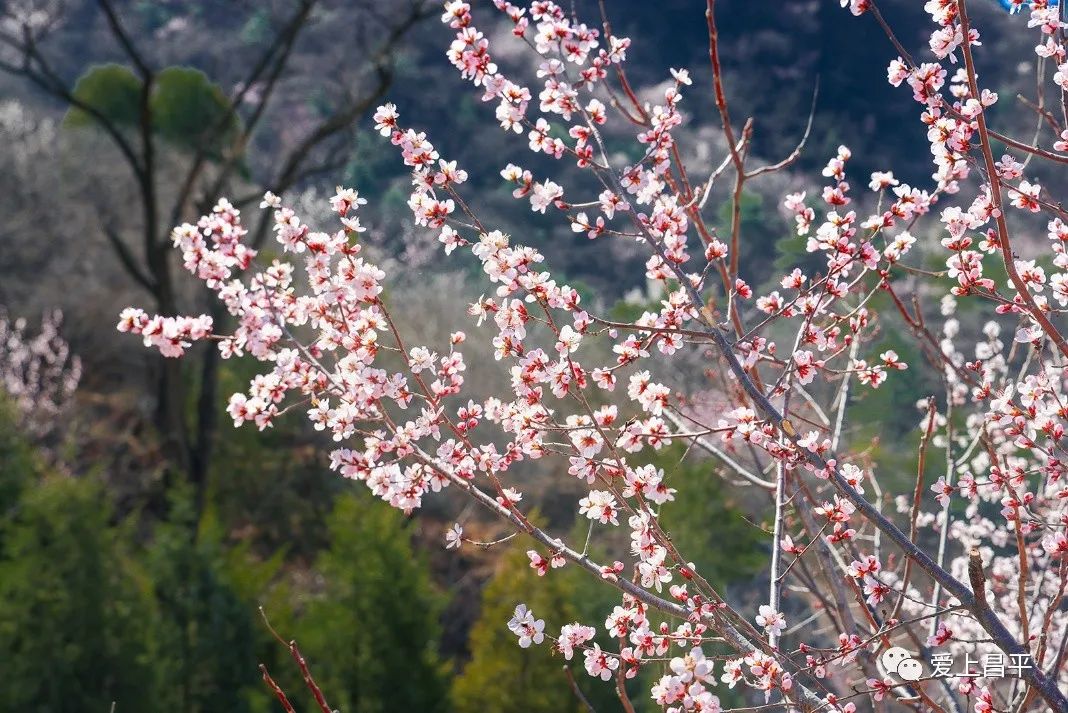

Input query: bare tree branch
[103,224,155,293]
[96,0,152,79]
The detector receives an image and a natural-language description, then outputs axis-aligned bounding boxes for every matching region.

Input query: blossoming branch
[119,0,1068,710]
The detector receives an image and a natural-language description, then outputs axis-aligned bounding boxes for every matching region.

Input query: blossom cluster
[1,308,81,438]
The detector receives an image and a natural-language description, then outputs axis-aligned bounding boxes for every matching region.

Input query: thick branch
[189,0,318,220]
[103,225,155,292]
[96,0,152,79]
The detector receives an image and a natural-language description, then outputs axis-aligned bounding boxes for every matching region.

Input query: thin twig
[259,607,333,713]
[891,397,937,623]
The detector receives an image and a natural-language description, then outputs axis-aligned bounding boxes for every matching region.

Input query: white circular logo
[881,646,924,681]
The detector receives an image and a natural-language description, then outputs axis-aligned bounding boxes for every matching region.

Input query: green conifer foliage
[299,492,449,713]
[0,458,156,711]
[144,490,263,713]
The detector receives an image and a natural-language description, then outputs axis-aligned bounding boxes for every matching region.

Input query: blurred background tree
[0,405,157,712]
[297,492,449,713]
